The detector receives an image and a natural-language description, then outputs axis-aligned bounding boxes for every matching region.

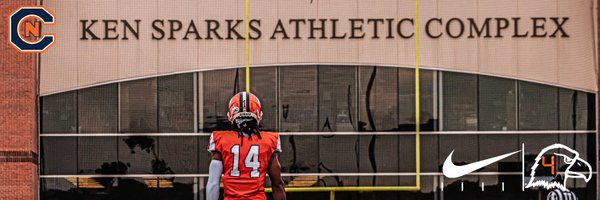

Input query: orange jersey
[208,131,282,200]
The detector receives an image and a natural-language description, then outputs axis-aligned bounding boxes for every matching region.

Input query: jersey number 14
[230,145,260,178]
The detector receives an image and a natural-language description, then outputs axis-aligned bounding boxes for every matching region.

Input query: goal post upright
[258,0,422,195]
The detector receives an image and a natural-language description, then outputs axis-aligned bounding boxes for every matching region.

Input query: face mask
[234,116,258,135]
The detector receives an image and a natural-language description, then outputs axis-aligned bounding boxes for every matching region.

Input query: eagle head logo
[525,144,592,190]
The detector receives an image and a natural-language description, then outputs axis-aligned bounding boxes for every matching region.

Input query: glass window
[278,132,320,174]
[279,66,318,132]
[279,66,319,173]
[120,78,158,133]
[559,89,577,130]
[201,69,239,132]
[316,66,358,186]
[118,136,158,174]
[318,66,357,132]
[41,137,77,175]
[158,137,199,174]
[78,84,118,133]
[559,89,580,160]
[238,67,278,131]
[479,135,520,173]
[585,92,596,130]
[159,74,195,133]
[419,135,440,175]
[318,135,359,186]
[358,134,400,186]
[559,89,594,131]
[439,73,478,187]
[518,81,558,130]
[577,132,597,169]
[358,66,398,131]
[199,136,212,174]
[357,67,399,186]
[397,135,418,187]
[78,137,119,174]
[41,91,77,133]
[438,72,479,187]
[398,68,436,131]
[397,134,417,174]
[558,90,597,172]
[40,178,78,199]
[479,76,516,131]
[441,72,477,131]
[518,81,559,161]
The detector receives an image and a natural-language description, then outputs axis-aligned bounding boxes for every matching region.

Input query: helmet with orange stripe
[227,92,263,136]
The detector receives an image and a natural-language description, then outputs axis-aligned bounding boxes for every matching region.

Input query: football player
[206,92,286,200]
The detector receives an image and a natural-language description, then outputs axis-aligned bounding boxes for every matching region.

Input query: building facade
[0,1,40,200]
[39,67,597,200]
[0,0,599,200]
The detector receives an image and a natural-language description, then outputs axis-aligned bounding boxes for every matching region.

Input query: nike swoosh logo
[443,150,521,178]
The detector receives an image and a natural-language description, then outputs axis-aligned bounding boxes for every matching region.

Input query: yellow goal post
[244,0,423,195]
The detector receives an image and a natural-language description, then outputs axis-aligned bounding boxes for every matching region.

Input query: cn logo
[9,7,55,53]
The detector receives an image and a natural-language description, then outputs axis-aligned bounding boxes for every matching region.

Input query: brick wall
[0,0,40,200]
